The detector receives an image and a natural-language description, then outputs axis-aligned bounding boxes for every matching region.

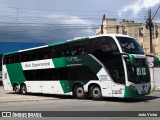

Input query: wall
[153,67,160,90]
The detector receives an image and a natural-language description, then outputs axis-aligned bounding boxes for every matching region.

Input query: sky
[0,0,159,44]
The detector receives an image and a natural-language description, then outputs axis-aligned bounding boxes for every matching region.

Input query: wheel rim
[14,85,19,93]
[76,87,84,97]
[92,87,101,98]
[21,85,26,94]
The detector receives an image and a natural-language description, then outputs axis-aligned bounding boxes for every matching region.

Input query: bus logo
[67,57,81,62]
[142,85,145,90]
[2,112,11,117]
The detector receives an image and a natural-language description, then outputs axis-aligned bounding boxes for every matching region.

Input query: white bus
[2,34,159,100]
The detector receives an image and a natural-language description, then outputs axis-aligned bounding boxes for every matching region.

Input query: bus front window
[116,37,144,54]
[125,58,150,83]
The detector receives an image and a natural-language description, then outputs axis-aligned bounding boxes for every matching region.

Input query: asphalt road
[0,86,160,120]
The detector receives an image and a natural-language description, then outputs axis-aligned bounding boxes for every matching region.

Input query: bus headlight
[129,85,137,91]
[112,90,122,94]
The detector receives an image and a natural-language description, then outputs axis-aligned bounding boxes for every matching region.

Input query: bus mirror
[129,55,135,64]
[153,56,160,65]
[113,52,135,64]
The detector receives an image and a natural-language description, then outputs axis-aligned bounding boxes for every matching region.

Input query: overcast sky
[0,0,159,44]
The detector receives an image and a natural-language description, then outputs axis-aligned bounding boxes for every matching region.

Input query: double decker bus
[2,34,159,100]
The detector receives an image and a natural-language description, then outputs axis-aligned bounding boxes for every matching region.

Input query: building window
[122,27,127,35]
[139,27,143,37]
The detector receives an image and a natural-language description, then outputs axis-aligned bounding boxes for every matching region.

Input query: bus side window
[23,55,27,62]
[89,45,95,53]
[58,67,68,80]
[54,44,69,58]
[44,53,49,59]
[32,52,38,61]
[46,68,58,80]
[70,47,77,56]
[89,38,97,53]
[48,46,57,58]
[70,40,89,56]
[38,52,43,60]
[43,50,51,59]
[77,47,85,54]
[91,37,119,53]
[68,66,98,80]
[62,50,70,56]
[9,57,12,64]
[3,57,6,64]
[13,57,17,63]
[61,44,69,57]
[21,53,26,62]
[107,39,119,52]
[18,55,21,62]
[3,56,8,64]
[35,69,47,80]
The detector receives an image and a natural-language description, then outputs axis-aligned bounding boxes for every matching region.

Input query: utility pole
[146,9,153,54]
[101,25,103,34]
[101,14,105,34]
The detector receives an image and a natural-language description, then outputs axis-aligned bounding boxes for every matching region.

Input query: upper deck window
[89,36,119,53]
[116,37,144,54]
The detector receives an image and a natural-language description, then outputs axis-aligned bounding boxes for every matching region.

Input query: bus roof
[88,34,133,39]
[4,34,133,55]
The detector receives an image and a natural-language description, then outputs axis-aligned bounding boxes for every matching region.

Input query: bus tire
[20,84,27,95]
[73,85,87,99]
[89,85,102,100]
[13,84,20,94]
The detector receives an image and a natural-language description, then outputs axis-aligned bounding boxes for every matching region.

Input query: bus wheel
[90,85,102,100]
[20,84,27,95]
[73,85,87,99]
[13,84,20,94]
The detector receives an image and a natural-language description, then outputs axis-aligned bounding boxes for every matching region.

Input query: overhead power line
[0,5,148,14]
[152,5,160,20]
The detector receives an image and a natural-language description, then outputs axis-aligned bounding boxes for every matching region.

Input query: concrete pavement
[0,86,59,103]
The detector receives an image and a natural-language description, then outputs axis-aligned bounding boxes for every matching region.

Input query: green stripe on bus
[124,86,150,98]
[6,63,26,86]
[52,57,68,68]
[52,55,102,73]
[59,80,70,93]
[78,55,102,73]
[124,86,138,98]
[4,51,18,55]
[48,41,66,47]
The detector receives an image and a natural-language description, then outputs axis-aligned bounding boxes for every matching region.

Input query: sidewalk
[155,87,160,91]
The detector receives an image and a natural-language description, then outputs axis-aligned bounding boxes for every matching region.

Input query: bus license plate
[141,91,146,94]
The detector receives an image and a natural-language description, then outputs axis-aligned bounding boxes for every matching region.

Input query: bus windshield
[125,58,150,84]
[116,37,144,54]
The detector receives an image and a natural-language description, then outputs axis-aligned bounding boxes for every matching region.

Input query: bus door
[104,55,126,97]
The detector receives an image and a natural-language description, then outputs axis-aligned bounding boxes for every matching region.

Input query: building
[96,16,160,58]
